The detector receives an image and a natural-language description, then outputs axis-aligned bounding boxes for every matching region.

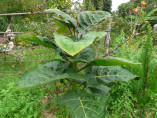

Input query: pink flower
[6,29,11,33]
[9,42,14,46]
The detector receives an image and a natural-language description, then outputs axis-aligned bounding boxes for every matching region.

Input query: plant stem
[68,27,73,36]
[78,82,86,88]
[66,78,73,85]
[62,53,73,65]
[63,80,70,90]
[78,64,90,72]
[144,61,150,95]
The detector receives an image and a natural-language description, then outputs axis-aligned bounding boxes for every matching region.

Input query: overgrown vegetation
[0,0,156,118]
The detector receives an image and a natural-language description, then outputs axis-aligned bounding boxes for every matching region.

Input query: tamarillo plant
[17,9,139,118]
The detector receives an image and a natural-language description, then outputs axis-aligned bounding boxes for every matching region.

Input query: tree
[45,0,73,11]
[83,0,112,12]
[0,0,44,30]
[0,0,44,13]
[102,0,112,12]
[118,2,135,18]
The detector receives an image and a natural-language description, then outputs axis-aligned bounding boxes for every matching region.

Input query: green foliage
[110,22,157,117]
[0,83,43,118]
[19,33,56,49]
[24,21,55,39]
[57,90,108,118]
[83,0,112,12]
[111,16,131,37]
[89,57,139,66]
[118,2,135,18]
[72,47,95,62]
[0,17,7,32]
[77,11,111,33]
[92,66,137,83]
[54,32,106,56]
[106,81,137,118]
[17,9,138,118]
[17,60,69,88]
[145,8,157,20]
[45,9,77,28]
[141,25,152,80]
[56,21,69,33]
[46,9,111,38]
[118,0,157,25]
[46,0,72,11]
[0,46,55,117]
[102,0,112,12]
[0,0,44,13]
[130,0,157,14]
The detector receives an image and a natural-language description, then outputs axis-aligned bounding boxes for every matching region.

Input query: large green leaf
[145,8,157,21]
[85,66,136,94]
[54,32,106,56]
[92,66,137,83]
[146,8,157,18]
[57,90,108,118]
[89,85,110,95]
[19,33,56,49]
[85,74,110,94]
[17,60,85,88]
[45,9,77,28]
[88,57,140,66]
[17,60,69,88]
[56,21,69,33]
[73,47,95,63]
[77,11,111,32]
[65,69,85,81]
[145,16,157,21]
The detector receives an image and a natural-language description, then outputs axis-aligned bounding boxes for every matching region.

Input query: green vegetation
[83,0,112,12]
[0,0,156,118]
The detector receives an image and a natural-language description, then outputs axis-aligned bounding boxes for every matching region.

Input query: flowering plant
[0,41,14,52]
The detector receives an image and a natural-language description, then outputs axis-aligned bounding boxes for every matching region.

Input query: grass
[0,46,56,118]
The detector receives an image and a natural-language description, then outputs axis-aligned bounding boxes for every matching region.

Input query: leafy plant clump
[17,9,138,118]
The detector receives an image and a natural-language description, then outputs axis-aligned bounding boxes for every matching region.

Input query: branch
[102,39,129,57]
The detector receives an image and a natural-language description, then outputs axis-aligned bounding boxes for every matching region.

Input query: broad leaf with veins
[57,90,108,118]
[92,66,137,83]
[54,32,106,56]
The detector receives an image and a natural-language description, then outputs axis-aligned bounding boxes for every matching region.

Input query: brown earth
[0,36,8,44]
[41,96,56,118]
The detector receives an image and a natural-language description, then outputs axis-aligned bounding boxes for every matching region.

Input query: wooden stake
[104,17,112,56]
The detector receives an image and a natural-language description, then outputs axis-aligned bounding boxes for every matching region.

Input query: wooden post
[104,17,112,56]
[7,15,11,41]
